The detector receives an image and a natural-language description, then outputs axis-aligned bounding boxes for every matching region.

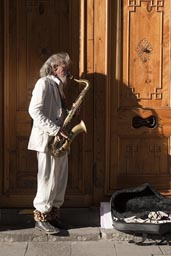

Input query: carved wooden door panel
[2,0,93,207]
[106,0,171,196]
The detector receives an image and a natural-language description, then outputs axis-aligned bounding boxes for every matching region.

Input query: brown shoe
[33,209,60,234]
[35,221,60,234]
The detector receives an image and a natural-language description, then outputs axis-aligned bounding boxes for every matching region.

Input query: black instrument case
[110,183,171,243]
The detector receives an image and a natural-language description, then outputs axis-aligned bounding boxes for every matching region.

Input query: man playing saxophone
[28,52,71,234]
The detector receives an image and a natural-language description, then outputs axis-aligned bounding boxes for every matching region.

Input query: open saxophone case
[110,183,171,245]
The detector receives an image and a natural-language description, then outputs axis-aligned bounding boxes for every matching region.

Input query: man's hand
[59,129,68,140]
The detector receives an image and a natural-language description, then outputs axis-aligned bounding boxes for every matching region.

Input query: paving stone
[114,241,162,256]
[0,242,28,256]
[71,240,116,256]
[159,244,171,255]
[25,241,71,256]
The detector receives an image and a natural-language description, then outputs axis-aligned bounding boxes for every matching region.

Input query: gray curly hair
[40,52,71,77]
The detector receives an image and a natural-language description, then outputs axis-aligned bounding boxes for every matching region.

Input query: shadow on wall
[83,71,169,191]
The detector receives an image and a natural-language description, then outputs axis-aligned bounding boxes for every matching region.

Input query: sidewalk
[1,239,171,256]
[0,208,171,256]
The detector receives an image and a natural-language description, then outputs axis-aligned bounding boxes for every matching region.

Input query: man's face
[54,64,69,79]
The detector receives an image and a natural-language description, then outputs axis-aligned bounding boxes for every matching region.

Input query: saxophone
[49,77,90,157]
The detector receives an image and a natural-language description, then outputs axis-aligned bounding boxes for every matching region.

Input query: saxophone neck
[73,78,90,89]
[67,73,90,89]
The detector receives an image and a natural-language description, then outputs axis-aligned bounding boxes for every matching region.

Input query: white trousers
[33,151,68,213]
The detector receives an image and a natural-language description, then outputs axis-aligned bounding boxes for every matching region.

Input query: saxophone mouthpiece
[67,72,74,80]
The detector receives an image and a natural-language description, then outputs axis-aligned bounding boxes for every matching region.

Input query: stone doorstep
[0,226,139,243]
[0,227,101,242]
[0,226,167,243]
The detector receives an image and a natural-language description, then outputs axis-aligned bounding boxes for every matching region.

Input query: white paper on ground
[100,202,113,229]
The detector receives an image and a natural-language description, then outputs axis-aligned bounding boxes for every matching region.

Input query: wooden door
[1,0,171,208]
[105,0,171,197]
[1,0,94,207]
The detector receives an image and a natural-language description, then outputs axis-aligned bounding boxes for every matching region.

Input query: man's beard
[59,75,67,85]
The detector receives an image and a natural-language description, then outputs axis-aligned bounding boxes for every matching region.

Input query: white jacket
[28,75,66,152]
